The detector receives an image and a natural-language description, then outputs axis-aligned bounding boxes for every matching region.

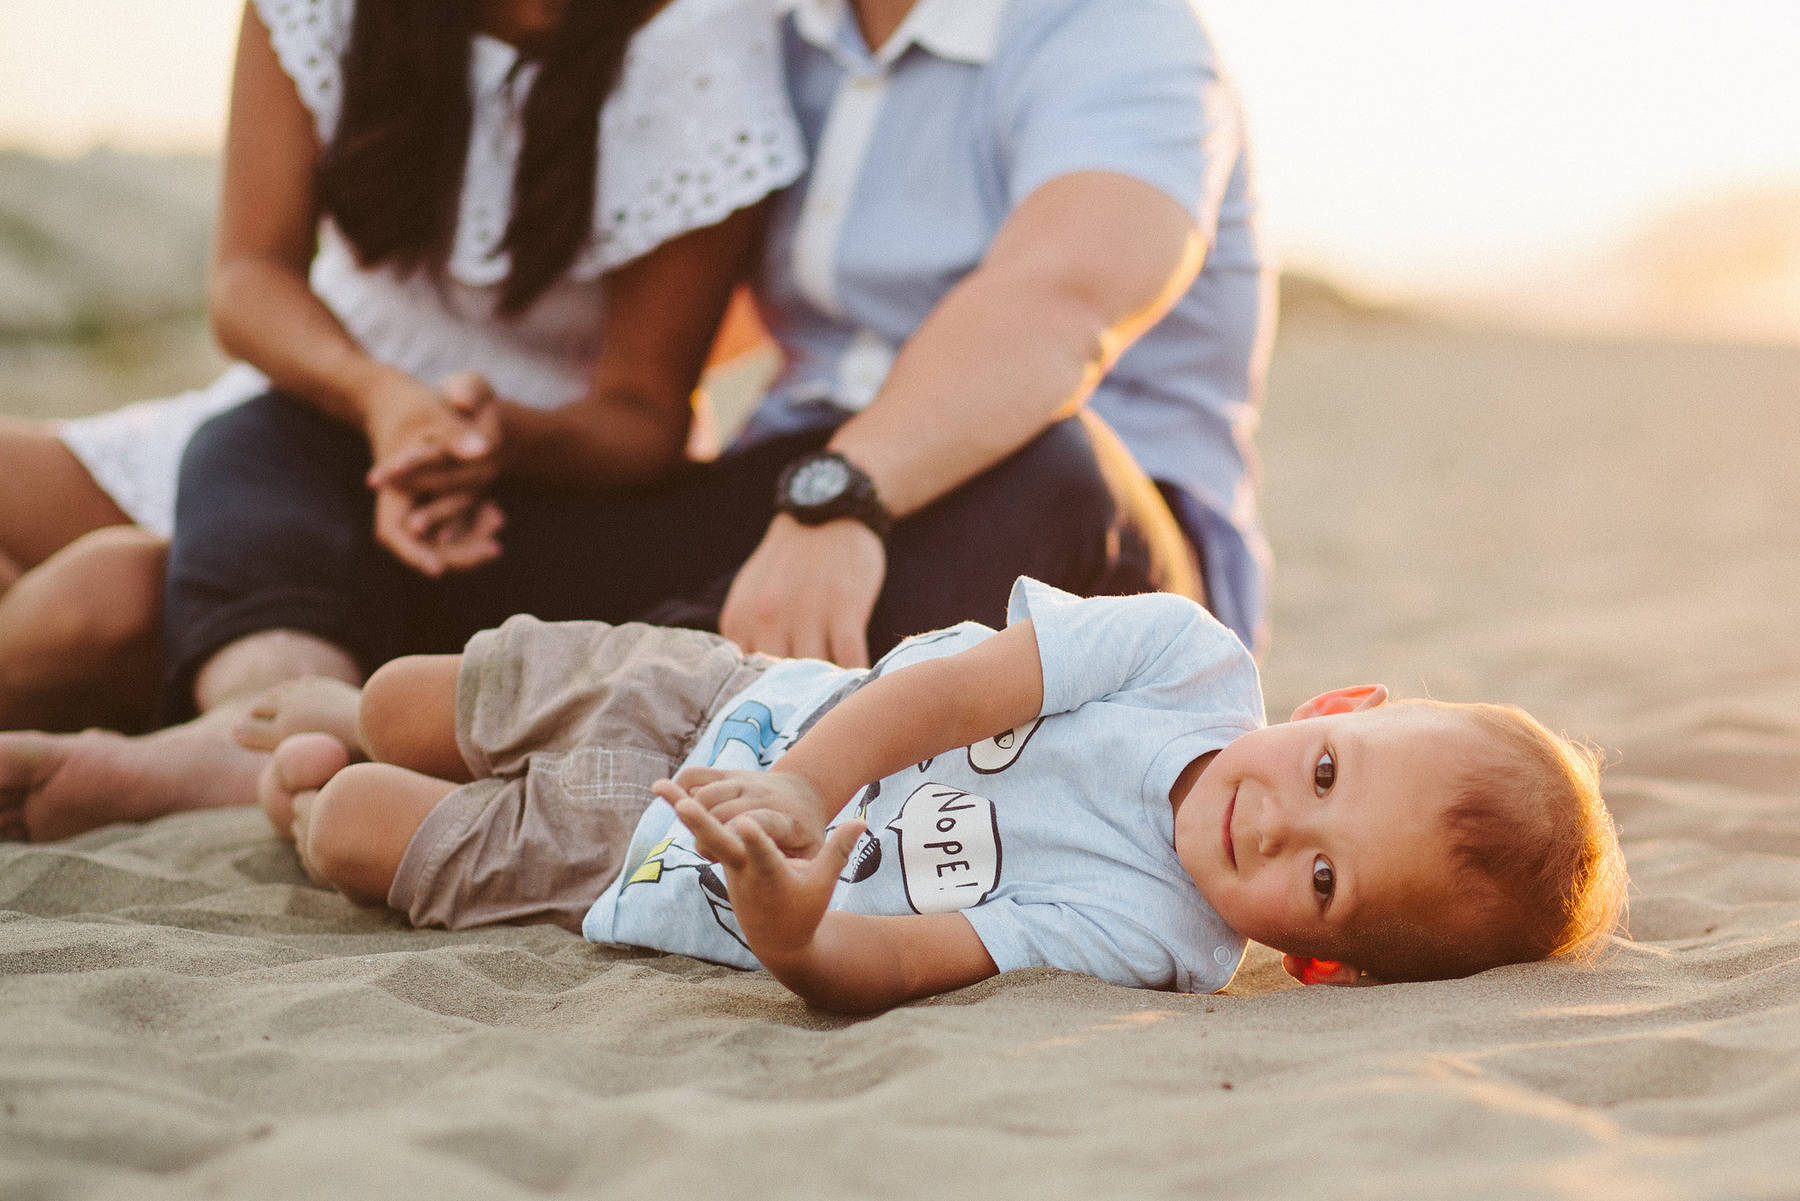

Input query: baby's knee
[359,654,459,767]
[301,764,400,905]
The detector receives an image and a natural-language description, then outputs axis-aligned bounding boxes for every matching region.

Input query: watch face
[787,456,851,506]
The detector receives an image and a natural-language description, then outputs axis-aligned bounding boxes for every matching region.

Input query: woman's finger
[405,491,477,537]
[440,371,495,416]
[366,439,449,489]
[374,488,444,576]
[432,500,506,572]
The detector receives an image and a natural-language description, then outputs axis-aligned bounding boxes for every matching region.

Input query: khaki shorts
[388,616,768,931]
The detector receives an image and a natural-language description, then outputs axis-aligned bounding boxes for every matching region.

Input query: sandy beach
[3,297,1799,1199]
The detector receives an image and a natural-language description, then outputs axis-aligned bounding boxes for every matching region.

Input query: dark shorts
[164,393,1202,715]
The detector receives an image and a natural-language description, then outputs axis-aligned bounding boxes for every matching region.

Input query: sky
[3,0,1798,325]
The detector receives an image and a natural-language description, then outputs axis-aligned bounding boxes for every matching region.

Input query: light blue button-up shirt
[745,0,1274,652]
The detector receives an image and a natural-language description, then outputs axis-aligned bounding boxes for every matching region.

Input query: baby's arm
[673,792,997,1011]
[669,619,1047,848]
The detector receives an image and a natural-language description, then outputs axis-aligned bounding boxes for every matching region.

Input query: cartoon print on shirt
[887,784,1002,913]
[626,625,1016,945]
[967,717,1044,773]
[836,784,883,884]
[621,836,751,951]
[706,700,782,769]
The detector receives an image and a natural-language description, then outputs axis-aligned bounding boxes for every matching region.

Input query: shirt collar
[785,0,1005,67]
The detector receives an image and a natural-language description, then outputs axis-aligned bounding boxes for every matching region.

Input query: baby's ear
[1282,954,1366,986]
[1289,684,1388,723]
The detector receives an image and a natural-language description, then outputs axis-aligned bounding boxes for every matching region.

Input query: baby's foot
[234,676,365,756]
[258,732,351,844]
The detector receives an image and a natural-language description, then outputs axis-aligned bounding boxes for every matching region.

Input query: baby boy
[259,578,1627,1011]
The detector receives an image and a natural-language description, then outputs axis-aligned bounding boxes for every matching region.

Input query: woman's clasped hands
[362,370,507,577]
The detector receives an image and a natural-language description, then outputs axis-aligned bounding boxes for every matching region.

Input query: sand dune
[0,150,215,338]
[3,213,1800,1197]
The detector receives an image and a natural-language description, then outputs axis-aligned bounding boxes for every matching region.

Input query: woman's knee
[50,527,166,644]
[0,526,165,669]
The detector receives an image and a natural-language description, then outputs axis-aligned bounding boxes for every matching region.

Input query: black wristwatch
[774,450,891,540]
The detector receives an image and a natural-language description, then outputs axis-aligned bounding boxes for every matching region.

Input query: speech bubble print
[887,784,1002,914]
[966,717,1044,774]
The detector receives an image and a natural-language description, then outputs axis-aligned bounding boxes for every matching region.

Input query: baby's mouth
[1222,788,1238,870]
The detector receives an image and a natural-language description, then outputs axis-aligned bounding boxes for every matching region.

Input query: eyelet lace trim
[251,0,804,283]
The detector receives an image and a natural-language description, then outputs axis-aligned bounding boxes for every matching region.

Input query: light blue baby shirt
[744,0,1275,652]
[585,577,1266,994]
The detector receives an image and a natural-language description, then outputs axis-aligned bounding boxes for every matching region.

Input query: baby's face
[1173,702,1491,966]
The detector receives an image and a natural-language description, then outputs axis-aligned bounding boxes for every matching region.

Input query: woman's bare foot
[0,704,267,841]
[258,732,351,844]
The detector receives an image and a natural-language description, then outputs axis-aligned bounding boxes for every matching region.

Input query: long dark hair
[317,0,660,316]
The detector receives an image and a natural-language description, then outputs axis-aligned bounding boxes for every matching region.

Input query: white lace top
[60,0,803,537]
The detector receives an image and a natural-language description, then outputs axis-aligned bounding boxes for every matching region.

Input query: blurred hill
[0,148,1402,346]
[1440,186,1800,346]
[0,148,217,340]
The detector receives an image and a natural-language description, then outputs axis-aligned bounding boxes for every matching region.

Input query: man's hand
[719,515,886,666]
[672,794,868,966]
[656,767,834,859]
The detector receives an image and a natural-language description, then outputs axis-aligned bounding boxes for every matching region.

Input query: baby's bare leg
[292,761,457,906]
[359,655,470,783]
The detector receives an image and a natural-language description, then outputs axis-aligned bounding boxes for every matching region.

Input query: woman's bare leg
[0,526,165,732]
[0,419,133,571]
[0,628,363,841]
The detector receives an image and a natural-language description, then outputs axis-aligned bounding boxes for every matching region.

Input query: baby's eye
[1313,750,1336,796]
[1311,855,1335,900]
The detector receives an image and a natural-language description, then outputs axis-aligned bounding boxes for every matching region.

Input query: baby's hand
[656,767,830,858]
[671,794,867,964]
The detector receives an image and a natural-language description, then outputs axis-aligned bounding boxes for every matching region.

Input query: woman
[0,0,802,836]
[0,0,800,732]
[7,0,1273,841]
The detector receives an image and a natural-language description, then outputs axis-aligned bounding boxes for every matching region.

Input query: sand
[4,309,1799,1199]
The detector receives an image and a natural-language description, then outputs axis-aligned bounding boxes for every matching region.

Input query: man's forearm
[824,260,1105,517]
[825,173,1205,518]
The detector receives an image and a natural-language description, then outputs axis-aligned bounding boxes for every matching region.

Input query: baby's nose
[1256,803,1293,855]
